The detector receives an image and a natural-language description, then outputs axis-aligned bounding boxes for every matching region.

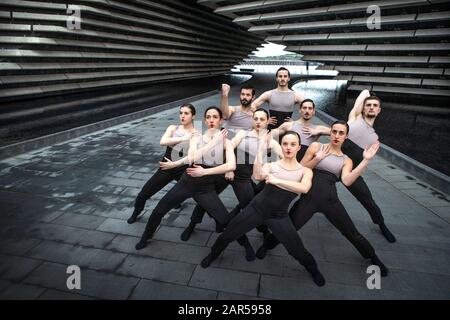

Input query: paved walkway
[0,88,449,300]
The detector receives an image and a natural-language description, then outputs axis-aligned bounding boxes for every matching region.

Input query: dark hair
[300,99,315,109]
[280,130,301,145]
[180,103,196,115]
[204,106,223,119]
[253,108,269,119]
[363,96,382,107]
[240,85,256,96]
[331,120,349,135]
[276,67,291,78]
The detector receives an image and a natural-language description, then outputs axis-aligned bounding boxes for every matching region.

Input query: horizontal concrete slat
[372,85,450,96]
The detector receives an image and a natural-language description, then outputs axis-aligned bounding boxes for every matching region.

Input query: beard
[240,99,251,107]
[364,113,377,118]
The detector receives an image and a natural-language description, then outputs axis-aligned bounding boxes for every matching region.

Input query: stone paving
[0,88,449,300]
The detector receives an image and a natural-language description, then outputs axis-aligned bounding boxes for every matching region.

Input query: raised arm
[253,132,272,181]
[160,125,192,146]
[220,84,234,120]
[251,90,271,110]
[265,166,313,194]
[348,89,371,123]
[269,138,283,159]
[341,141,379,186]
[230,129,246,149]
[300,142,330,169]
[270,121,291,141]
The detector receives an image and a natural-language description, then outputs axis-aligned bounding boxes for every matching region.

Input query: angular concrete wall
[199,0,450,98]
[0,0,263,102]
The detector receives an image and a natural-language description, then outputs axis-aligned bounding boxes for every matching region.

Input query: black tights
[210,203,318,270]
[263,170,375,259]
[342,139,384,225]
[134,167,184,213]
[138,173,250,246]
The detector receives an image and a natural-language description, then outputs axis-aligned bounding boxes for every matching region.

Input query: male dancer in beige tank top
[251,67,305,129]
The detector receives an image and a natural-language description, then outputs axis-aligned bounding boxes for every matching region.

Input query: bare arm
[266,166,313,194]
[253,132,272,180]
[186,139,236,176]
[269,139,283,159]
[294,91,305,105]
[230,129,246,149]
[270,121,292,141]
[348,89,371,123]
[341,141,379,186]
[159,131,226,170]
[220,84,234,120]
[251,90,271,109]
[300,142,329,168]
[160,125,191,146]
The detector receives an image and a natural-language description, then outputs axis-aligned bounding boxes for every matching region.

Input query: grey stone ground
[0,88,449,300]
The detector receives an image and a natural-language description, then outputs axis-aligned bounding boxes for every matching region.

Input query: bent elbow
[342,179,351,187]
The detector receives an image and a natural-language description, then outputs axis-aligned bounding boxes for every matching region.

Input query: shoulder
[302,166,313,176]
[166,125,177,133]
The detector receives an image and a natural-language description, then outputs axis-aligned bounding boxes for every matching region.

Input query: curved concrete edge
[0,90,218,161]
[315,109,450,196]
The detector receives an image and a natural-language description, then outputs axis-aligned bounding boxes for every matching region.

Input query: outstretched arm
[265,167,313,194]
[302,125,331,138]
[348,89,371,123]
[341,141,379,186]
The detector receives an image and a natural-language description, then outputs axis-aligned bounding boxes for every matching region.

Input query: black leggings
[264,170,375,259]
[134,166,185,213]
[141,172,250,246]
[210,185,318,270]
[190,176,254,224]
[342,139,384,225]
[189,176,270,234]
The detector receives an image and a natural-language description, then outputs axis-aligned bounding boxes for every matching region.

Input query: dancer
[136,107,253,258]
[221,83,255,132]
[343,90,396,242]
[200,131,326,287]
[256,120,389,277]
[251,67,304,129]
[271,98,330,161]
[127,104,197,224]
[180,109,281,242]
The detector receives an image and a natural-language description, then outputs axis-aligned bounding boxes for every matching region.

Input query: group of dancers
[127,67,396,287]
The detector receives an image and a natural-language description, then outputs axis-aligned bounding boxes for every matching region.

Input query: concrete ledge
[0,90,217,160]
[315,109,450,196]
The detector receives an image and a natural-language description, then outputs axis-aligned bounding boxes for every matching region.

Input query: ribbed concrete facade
[0,0,263,101]
[198,0,450,98]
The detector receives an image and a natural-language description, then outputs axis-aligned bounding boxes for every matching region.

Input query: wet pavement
[0,77,449,300]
